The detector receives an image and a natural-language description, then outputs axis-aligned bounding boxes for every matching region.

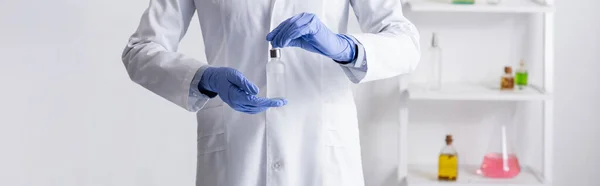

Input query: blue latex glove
[266,12,356,62]
[199,67,287,114]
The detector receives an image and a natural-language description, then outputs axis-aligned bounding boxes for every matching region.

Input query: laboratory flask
[267,48,286,99]
[477,121,521,178]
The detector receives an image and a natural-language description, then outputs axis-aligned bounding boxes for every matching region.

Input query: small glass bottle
[452,0,475,4]
[487,0,501,5]
[500,66,514,90]
[267,48,286,99]
[515,60,528,90]
[438,135,458,181]
[427,33,442,91]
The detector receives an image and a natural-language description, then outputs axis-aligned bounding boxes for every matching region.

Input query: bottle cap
[270,48,281,58]
[504,66,512,74]
[445,135,453,145]
[520,60,525,67]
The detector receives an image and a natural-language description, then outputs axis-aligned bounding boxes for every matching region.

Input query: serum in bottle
[438,135,458,181]
[515,60,528,90]
[267,48,286,99]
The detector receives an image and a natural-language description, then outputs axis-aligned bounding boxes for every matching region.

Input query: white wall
[553,0,600,185]
[1,1,202,185]
[0,0,598,186]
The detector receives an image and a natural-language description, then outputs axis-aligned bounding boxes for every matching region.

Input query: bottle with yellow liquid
[438,135,458,181]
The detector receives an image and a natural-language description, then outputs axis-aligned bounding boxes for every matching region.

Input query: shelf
[408,83,550,101]
[406,0,554,13]
[407,164,547,186]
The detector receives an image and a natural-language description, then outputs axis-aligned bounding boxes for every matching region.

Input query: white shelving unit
[398,0,555,186]
[407,165,545,186]
[406,0,554,13]
[409,83,550,101]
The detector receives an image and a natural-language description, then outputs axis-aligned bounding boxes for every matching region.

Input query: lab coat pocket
[324,130,364,186]
[323,102,364,185]
[196,105,227,186]
[323,130,353,186]
[322,104,350,185]
[196,105,226,154]
[323,102,356,148]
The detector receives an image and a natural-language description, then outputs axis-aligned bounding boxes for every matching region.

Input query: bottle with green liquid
[515,60,528,90]
[452,0,475,4]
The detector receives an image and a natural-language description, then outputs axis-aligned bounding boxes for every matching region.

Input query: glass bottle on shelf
[500,66,514,90]
[452,0,475,4]
[438,135,458,181]
[267,48,286,99]
[427,33,442,91]
[487,0,502,5]
[515,60,528,90]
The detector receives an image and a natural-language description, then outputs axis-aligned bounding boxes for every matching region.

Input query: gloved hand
[266,12,357,63]
[199,67,287,114]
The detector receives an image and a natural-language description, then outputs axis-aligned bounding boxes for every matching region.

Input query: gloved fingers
[274,13,315,48]
[268,13,308,48]
[221,88,254,114]
[226,96,265,114]
[287,38,320,53]
[232,89,287,108]
[243,105,268,114]
[266,14,300,43]
[271,22,297,48]
[226,70,259,95]
[275,23,307,48]
[226,87,287,114]
[234,104,267,114]
[224,99,252,113]
[230,100,283,114]
[246,95,288,107]
[266,13,300,41]
[279,16,321,48]
[231,98,270,114]
[279,28,309,48]
[232,106,254,113]
[262,98,288,107]
[266,24,284,41]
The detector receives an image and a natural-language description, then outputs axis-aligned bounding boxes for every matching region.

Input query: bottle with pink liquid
[477,123,521,179]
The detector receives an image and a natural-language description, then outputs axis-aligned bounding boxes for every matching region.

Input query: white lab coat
[121,0,420,185]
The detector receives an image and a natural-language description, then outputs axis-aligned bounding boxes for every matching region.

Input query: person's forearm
[348,0,421,83]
